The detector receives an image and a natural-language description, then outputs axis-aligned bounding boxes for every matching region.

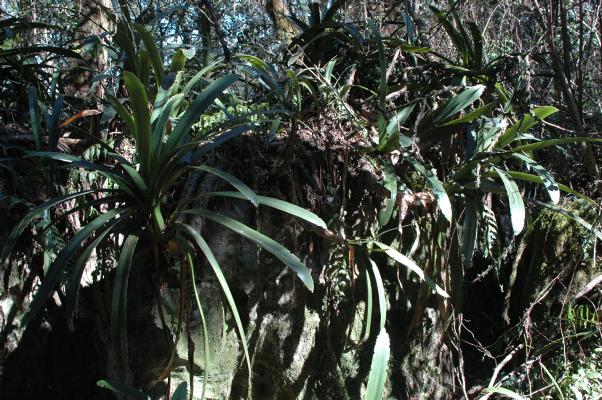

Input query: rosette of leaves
[2,39,326,398]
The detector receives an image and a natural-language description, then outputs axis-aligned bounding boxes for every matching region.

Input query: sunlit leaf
[181,209,314,291]
[493,167,525,235]
[370,241,449,298]
[365,329,390,400]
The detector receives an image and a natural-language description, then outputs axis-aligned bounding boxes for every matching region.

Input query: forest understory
[1,0,601,399]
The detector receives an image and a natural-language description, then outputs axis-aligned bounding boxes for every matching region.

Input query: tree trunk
[265,0,297,44]
[64,0,114,103]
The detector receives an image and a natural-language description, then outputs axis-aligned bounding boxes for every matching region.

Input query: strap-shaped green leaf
[462,199,479,268]
[25,151,139,200]
[64,218,124,328]
[430,5,469,64]
[207,191,327,229]
[493,167,525,235]
[380,103,415,151]
[0,46,83,59]
[370,241,449,298]
[123,71,152,178]
[106,94,136,138]
[111,234,140,377]
[28,86,42,151]
[513,153,559,204]
[509,136,602,154]
[134,24,165,86]
[1,189,103,264]
[194,166,258,206]
[497,106,558,148]
[368,258,386,330]
[161,75,239,163]
[506,171,597,207]
[177,238,209,400]
[362,260,373,343]
[410,159,452,222]
[22,209,122,326]
[121,163,149,200]
[365,328,390,400]
[418,85,484,138]
[179,224,252,393]
[532,200,602,242]
[444,101,495,126]
[150,72,177,125]
[181,209,314,291]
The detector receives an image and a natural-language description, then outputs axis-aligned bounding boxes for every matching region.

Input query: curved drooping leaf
[506,171,597,207]
[368,259,386,330]
[179,242,209,400]
[380,103,416,150]
[22,209,122,326]
[162,75,239,161]
[370,241,449,298]
[365,329,390,400]
[181,209,314,291]
[179,224,251,391]
[24,151,138,199]
[409,159,452,222]
[193,166,258,206]
[513,153,559,204]
[430,5,470,64]
[208,191,327,229]
[444,101,495,126]
[64,218,124,328]
[508,136,602,154]
[111,234,140,375]
[496,106,559,148]
[0,46,83,59]
[532,200,602,241]
[1,190,101,263]
[362,261,374,342]
[493,167,525,235]
[106,94,136,137]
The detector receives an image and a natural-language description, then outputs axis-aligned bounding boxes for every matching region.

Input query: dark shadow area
[1,306,104,400]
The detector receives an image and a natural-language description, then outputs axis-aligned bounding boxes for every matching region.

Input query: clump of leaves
[1,21,326,398]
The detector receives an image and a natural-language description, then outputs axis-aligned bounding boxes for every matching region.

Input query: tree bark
[265,0,297,44]
[64,0,114,103]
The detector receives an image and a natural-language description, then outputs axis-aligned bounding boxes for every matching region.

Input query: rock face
[135,197,370,399]
[5,129,598,399]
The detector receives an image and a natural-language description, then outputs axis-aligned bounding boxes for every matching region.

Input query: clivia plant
[1,20,326,398]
